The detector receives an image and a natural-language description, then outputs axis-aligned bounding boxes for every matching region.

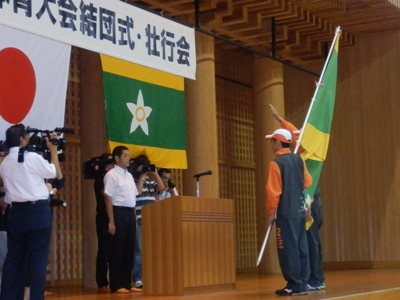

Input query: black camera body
[27,135,67,162]
[24,126,73,162]
[83,156,114,179]
[142,164,155,173]
[167,179,175,189]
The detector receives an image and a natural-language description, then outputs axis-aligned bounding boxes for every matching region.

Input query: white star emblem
[127,90,152,135]
[304,193,313,210]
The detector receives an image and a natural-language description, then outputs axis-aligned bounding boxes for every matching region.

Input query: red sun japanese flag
[0,24,71,141]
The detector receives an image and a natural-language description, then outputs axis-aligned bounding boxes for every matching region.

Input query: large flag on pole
[295,27,341,206]
[0,24,71,140]
[101,55,187,169]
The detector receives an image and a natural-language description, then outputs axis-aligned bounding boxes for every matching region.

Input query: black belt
[12,199,49,206]
[113,206,135,211]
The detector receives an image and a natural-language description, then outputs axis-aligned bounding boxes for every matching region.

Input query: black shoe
[275,288,307,296]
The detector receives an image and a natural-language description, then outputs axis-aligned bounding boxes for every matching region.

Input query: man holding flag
[265,128,312,296]
[270,104,325,291]
[266,26,341,293]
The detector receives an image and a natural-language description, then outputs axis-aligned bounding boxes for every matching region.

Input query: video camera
[142,164,155,173]
[25,126,74,162]
[167,179,176,189]
[82,155,114,179]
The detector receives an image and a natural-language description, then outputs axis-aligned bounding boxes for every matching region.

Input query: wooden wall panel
[284,29,400,265]
[47,46,82,285]
[215,46,258,271]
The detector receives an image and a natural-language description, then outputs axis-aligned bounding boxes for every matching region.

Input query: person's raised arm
[46,132,61,179]
[136,173,147,195]
[269,104,299,148]
[150,168,164,192]
[269,104,284,122]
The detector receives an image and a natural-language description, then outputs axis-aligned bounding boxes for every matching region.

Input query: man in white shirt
[0,124,61,300]
[104,146,139,293]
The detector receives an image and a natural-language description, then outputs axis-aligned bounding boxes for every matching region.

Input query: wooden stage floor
[45,269,400,299]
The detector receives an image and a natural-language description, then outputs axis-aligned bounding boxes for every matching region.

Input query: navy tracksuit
[274,153,310,293]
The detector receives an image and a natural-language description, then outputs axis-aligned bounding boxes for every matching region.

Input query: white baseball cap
[265,128,292,143]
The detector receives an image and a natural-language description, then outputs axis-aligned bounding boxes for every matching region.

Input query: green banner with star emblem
[101,54,187,169]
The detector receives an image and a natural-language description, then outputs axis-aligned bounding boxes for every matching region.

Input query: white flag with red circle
[0,24,71,141]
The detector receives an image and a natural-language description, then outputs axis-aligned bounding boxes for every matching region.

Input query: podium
[142,196,236,295]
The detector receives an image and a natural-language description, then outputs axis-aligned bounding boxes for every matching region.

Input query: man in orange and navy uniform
[269,104,325,291]
[265,128,312,296]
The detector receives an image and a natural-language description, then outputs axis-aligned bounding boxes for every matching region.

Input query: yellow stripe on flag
[108,141,187,169]
[334,35,340,52]
[300,123,330,161]
[100,54,184,91]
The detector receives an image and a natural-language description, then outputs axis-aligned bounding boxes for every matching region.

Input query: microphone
[54,127,75,134]
[193,170,212,179]
[26,126,41,133]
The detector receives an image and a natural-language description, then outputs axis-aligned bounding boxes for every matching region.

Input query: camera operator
[0,153,6,293]
[0,150,6,291]
[0,124,61,300]
[157,168,179,201]
[93,153,113,293]
[129,155,163,291]
[24,160,65,300]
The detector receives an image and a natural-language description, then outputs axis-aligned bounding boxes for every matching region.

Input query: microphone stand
[193,170,212,197]
[194,175,201,197]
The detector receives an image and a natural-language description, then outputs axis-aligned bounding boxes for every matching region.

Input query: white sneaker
[307,283,325,291]
[134,281,143,290]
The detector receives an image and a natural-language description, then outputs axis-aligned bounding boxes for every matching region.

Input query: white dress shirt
[104,165,138,207]
[158,187,179,201]
[0,147,56,203]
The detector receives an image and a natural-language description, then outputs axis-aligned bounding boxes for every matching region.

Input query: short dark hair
[158,168,171,177]
[5,124,26,148]
[132,155,150,167]
[112,146,128,160]
[99,153,112,160]
[129,155,150,179]
[272,138,291,149]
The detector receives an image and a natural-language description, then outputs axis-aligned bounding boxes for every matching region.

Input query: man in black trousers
[0,124,61,300]
[93,153,114,292]
[104,146,140,293]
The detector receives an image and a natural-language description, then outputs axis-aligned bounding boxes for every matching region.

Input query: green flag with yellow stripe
[298,28,341,205]
[101,55,187,169]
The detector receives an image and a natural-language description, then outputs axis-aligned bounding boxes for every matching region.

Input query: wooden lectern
[142,196,236,296]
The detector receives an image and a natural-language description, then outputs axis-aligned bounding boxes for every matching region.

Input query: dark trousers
[95,213,112,288]
[0,201,51,300]
[306,205,325,286]
[275,217,310,293]
[109,207,136,292]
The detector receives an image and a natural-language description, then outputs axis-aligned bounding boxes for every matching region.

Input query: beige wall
[284,30,400,265]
